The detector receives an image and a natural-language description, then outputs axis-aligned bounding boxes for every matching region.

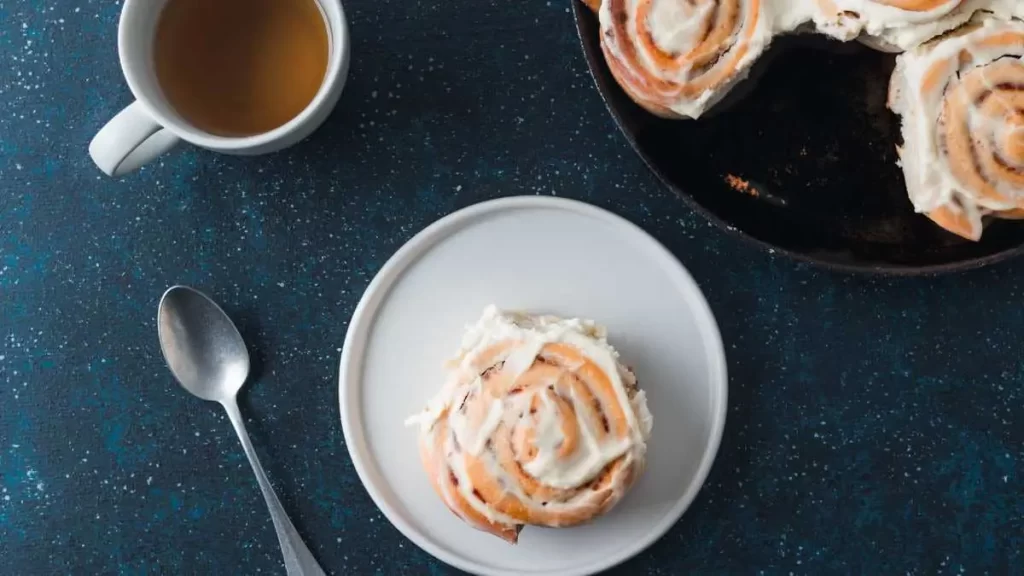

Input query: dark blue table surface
[1,1,1021,574]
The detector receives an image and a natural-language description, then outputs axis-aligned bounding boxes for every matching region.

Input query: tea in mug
[154,0,329,137]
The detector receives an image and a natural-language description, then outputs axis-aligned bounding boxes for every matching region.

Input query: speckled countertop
[0,0,1021,574]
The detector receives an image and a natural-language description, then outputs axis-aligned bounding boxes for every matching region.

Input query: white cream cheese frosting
[810,0,1022,51]
[598,0,778,119]
[809,0,975,49]
[407,306,653,542]
[888,16,1024,240]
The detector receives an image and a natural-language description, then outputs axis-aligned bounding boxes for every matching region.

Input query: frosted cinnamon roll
[406,306,653,543]
[809,0,986,51]
[596,0,774,119]
[888,18,1024,240]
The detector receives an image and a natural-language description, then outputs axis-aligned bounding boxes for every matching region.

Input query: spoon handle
[222,398,326,576]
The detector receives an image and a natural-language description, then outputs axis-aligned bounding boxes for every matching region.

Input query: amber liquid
[154,0,329,137]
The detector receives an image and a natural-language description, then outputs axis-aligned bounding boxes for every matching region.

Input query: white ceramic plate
[339,196,727,576]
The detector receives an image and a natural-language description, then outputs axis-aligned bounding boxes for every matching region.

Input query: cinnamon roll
[406,306,653,543]
[809,0,986,51]
[596,0,774,118]
[888,18,1024,240]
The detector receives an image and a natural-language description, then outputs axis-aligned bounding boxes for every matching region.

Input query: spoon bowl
[158,285,249,401]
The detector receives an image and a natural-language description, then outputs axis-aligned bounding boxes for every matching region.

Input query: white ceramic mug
[89,0,350,177]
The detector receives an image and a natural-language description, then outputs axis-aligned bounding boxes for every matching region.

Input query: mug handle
[89,101,181,177]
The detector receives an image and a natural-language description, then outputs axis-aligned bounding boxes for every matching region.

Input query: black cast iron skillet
[572,3,1024,274]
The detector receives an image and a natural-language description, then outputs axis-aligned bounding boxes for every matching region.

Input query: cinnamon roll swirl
[888,18,1024,240]
[407,306,653,543]
[596,0,773,118]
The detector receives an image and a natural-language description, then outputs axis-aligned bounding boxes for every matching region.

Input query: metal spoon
[157,285,325,576]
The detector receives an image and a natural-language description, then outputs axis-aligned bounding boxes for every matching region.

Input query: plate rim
[569,1,1024,276]
[338,195,729,575]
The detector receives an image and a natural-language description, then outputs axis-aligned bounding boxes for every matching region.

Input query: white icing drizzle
[810,0,968,46]
[407,306,652,538]
[810,0,1021,51]
[647,0,717,56]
